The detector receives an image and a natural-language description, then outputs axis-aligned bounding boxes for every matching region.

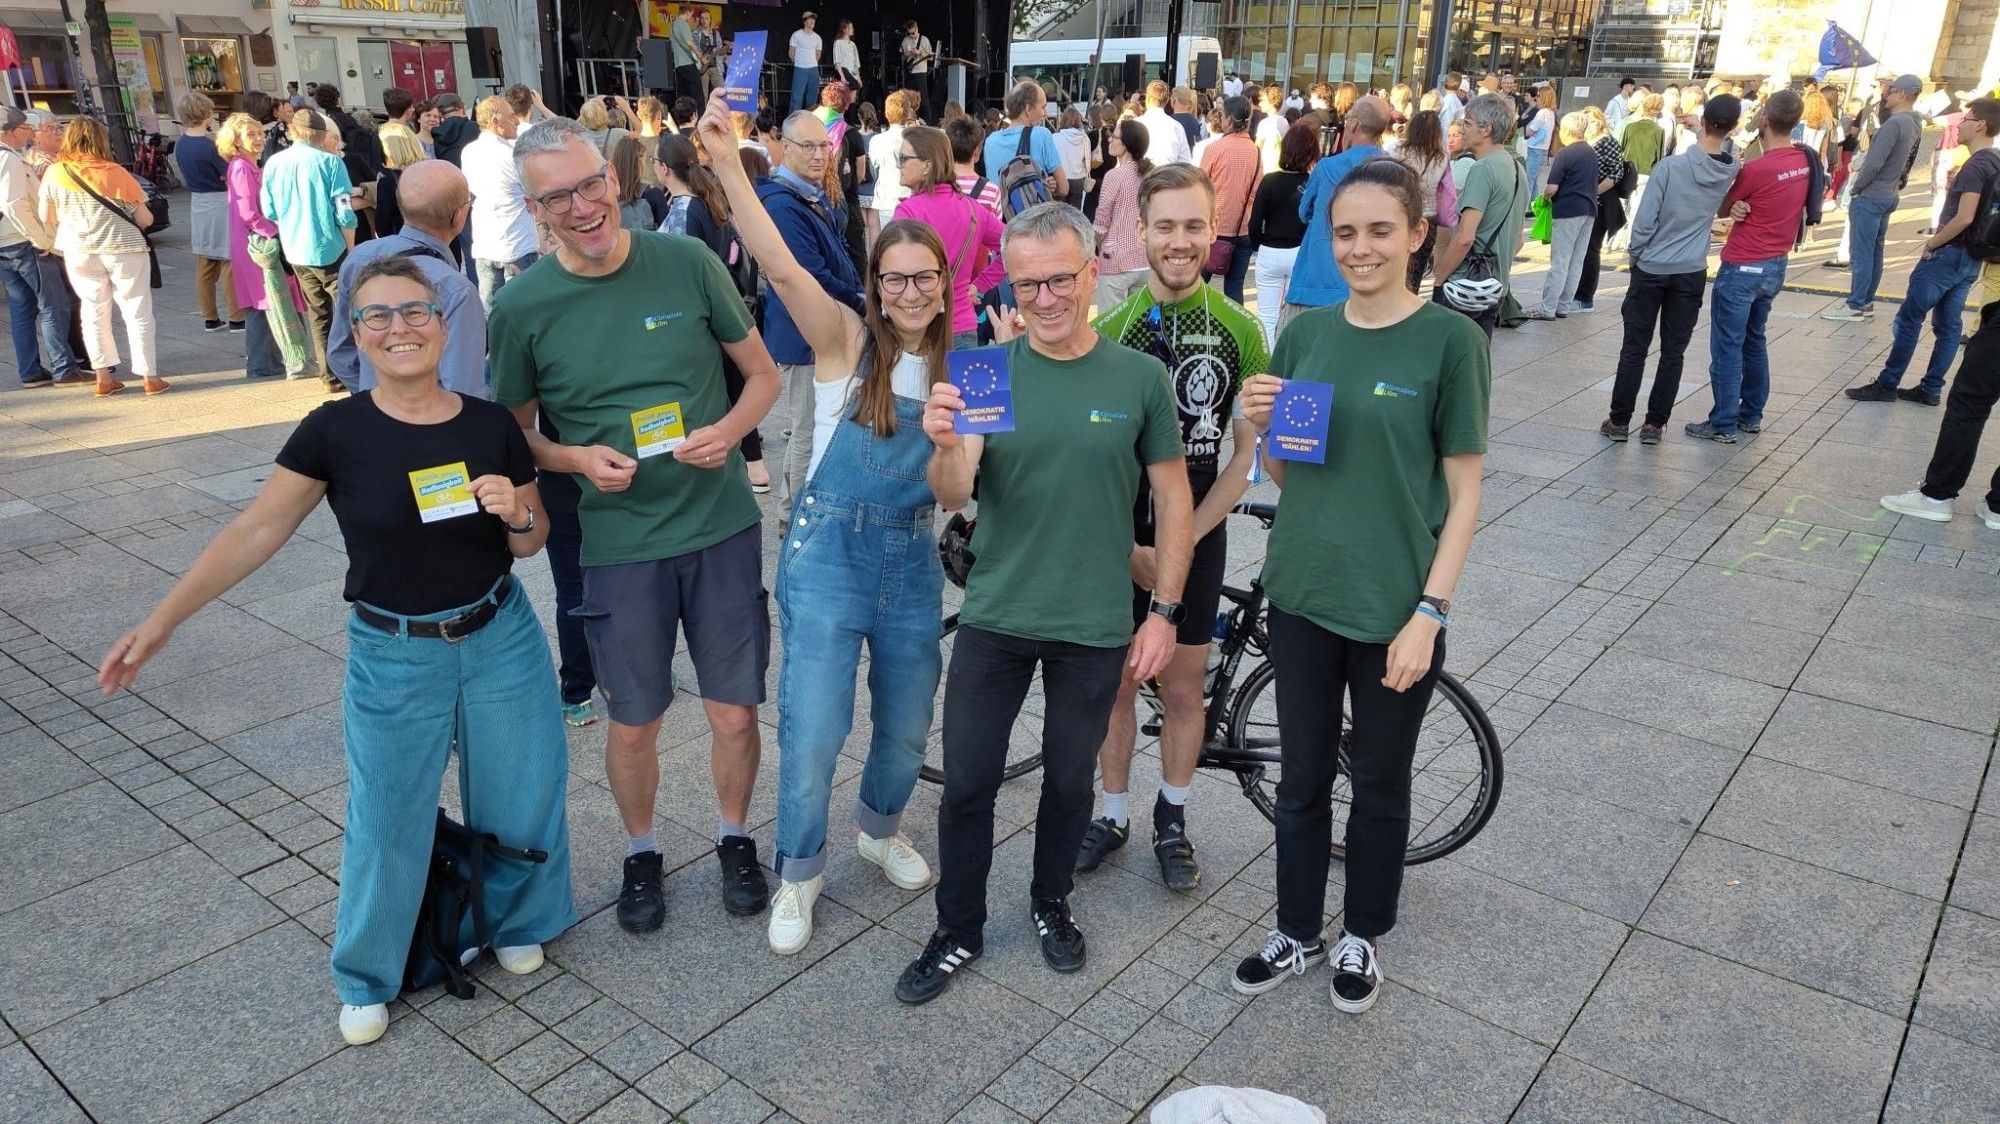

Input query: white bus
[1009,36,1223,104]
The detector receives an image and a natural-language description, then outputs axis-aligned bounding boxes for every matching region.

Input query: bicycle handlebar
[1231,501,1276,528]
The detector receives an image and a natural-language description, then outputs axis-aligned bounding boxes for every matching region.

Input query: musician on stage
[900,20,941,122]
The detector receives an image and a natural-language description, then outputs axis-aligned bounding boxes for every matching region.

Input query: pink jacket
[894,184,1005,335]
[226,157,280,311]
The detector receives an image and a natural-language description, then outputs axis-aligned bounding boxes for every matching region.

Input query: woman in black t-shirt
[98,258,576,1049]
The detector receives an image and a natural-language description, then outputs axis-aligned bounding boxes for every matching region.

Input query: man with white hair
[461,96,539,310]
[899,202,1194,1005]
[0,106,80,386]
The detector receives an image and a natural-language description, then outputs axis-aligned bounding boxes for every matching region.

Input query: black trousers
[1269,607,1443,943]
[675,64,701,102]
[722,355,764,462]
[935,626,1127,943]
[1608,266,1706,427]
[1921,302,2000,508]
[541,479,596,707]
[1574,200,1612,304]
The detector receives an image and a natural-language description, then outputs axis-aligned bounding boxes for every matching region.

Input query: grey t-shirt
[1854,111,1919,201]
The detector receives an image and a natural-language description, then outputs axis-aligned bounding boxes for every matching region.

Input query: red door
[421,42,457,99]
[389,40,426,98]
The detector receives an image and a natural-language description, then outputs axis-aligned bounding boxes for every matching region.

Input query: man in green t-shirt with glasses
[490,118,783,935]
[897,203,1194,1005]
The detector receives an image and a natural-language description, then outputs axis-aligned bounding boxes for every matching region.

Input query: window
[7,33,77,108]
[181,36,244,93]
[141,33,171,116]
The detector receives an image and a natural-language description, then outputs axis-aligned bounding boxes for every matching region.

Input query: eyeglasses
[787,140,833,154]
[531,171,612,215]
[878,269,943,294]
[351,301,441,331]
[896,151,924,164]
[1011,267,1088,301]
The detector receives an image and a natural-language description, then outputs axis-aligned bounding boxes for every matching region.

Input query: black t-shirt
[1949,148,2000,249]
[276,392,537,615]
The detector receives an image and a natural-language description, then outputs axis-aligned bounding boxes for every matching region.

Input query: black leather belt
[354,577,512,643]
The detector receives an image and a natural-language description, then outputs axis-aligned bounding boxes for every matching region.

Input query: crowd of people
[1,50,1988,1050]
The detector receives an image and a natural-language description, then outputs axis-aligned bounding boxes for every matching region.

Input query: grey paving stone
[696,927,1055,1124]
[0,843,281,1033]
[1559,649,1784,752]
[987,1055,1073,1118]
[1390,859,1628,1044]
[1503,703,1740,826]
[32,924,340,1124]
[211,1010,555,1123]
[1856,555,2000,622]
[1072,990,1154,1046]
[1702,757,1970,900]
[0,780,179,913]
[944,1095,1031,1123]
[1565,933,1904,1124]
[559,784,716,919]
[1751,693,1993,811]
[1616,601,1822,688]
[1032,1020,1120,1080]
[1828,592,2000,670]
[517,971,599,1026]
[1954,815,2000,921]
[1882,1025,2000,1124]
[1461,523,1625,584]
[1795,636,2000,735]
[1041,1084,1129,1124]
[1640,834,1938,1016]
[534,1060,624,1123]
[1454,777,1691,924]
[1084,1047,1172,1112]
[1190,979,1544,1122]
[497,1030,585,1092]
[0,727,92,813]
[553,997,642,1053]
[1512,1054,1724,1123]
[460,1005,545,1062]
[635,1052,727,1116]
[0,1042,90,1124]
[216,703,347,799]
[139,644,346,741]
[583,1089,674,1124]
[1912,907,2000,1053]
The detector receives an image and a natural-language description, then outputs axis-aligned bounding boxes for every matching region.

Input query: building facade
[1216,0,1598,95]
[1583,0,1721,86]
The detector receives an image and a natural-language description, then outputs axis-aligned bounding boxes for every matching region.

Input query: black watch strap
[1149,598,1186,626]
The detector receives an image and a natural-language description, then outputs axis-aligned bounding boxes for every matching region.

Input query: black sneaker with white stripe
[1032,898,1087,972]
[895,930,981,1005]
[1329,932,1383,1013]
[1232,930,1327,995]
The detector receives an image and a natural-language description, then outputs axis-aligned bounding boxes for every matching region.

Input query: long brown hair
[611,135,647,205]
[657,133,730,224]
[853,220,953,436]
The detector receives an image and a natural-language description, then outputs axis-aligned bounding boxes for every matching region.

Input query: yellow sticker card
[630,402,687,459]
[409,462,478,523]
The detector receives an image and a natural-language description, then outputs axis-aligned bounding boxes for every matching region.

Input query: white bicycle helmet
[1440,274,1504,313]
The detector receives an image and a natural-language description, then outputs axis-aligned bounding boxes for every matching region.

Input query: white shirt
[1054,127,1091,180]
[1438,91,1465,131]
[1606,93,1630,127]
[1139,107,1192,165]
[1255,113,1287,172]
[790,30,822,69]
[833,38,860,76]
[1222,77,1243,98]
[807,351,930,482]
[460,132,538,262]
[902,34,932,74]
[867,125,907,213]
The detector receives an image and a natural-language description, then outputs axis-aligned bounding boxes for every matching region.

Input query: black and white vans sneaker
[895,930,981,1005]
[1329,932,1383,1014]
[1231,930,1327,996]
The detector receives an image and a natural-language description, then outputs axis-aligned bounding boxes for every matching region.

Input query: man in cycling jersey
[1076,163,1264,893]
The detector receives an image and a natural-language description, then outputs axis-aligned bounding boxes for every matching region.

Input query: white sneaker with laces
[767,874,822,955]
[1980,500,2000,530]
[495,944,544,975]
[339,1002,389,1045]
[1881,490,1953,523]
[858,831,933,890]
[1328,933,1383,1014]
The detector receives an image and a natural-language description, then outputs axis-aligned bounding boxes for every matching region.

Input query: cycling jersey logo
[1373,381,1418,398]
[643,313,682,331]
[1088,409,1130,423]
[1176,353,1228,457]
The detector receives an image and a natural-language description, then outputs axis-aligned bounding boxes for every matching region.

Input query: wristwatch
[505,508,537,535]
[1148,598,1186,626]
[1419,594,1452,617]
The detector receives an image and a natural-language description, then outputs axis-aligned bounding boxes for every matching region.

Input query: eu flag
[1816,21,1878,80]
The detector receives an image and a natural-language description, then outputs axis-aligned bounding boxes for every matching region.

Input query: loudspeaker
[467,27,501,80]
[641,37,672,91]
[1123,54,1144,96]
[1194,53,1218,92]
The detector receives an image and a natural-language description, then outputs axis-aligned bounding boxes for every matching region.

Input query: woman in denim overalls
[703,96,964,955]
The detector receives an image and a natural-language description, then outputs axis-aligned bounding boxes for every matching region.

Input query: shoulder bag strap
[66,166,144,234]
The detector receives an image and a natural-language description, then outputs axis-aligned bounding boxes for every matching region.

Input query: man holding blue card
[1078,163,1266,894]
[896,203,1194,1006]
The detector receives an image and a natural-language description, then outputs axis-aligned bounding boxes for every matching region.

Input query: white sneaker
[767,875,822,955]
[1881,490,1953,522]
[1980,500,2000,530]
[495,944,544,975]
[858,831,934,890]
[339,1003,389,1045]
[1328,933,1383,1015]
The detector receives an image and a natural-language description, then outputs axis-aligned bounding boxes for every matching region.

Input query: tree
[79,0,135,165]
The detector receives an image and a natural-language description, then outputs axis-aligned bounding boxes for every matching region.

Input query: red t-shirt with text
[1721,145,1810,264]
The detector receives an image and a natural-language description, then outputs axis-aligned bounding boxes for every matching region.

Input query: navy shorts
[575,523,770,726]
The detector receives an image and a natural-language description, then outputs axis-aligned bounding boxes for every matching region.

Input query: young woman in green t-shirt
[1235,157,1489,1014]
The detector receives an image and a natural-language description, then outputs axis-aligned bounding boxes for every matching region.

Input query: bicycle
[921,501,1504,864]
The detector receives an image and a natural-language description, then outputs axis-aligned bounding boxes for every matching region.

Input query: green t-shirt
[490,231,758,568]
[961,334,1185,648]
[1260,302,1490,644]
[1454,148,1532,289]
[1095,281,1268,497]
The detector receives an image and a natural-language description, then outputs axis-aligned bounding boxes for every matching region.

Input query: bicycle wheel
[1223,662,1503,864]
[917,613,1046,786]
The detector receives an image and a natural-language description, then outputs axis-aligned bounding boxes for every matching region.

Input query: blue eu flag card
[1266,379,1333,463]
[950,348,1014,435]
[722,32,766,113]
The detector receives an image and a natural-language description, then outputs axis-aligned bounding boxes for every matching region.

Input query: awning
[131,14,173,34]
[0,9,66,31]
[177,16,258,37]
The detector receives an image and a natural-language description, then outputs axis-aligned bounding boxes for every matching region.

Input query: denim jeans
[1706,255,1787,434]
[333,579,576,1005]
[476,252,539,313]
[789,65,821,113]
[0,242,74,382]
[1845,195,1896,310]
[1874,244,1979,397]
[773,394,942,882]
[243,307,287,379]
